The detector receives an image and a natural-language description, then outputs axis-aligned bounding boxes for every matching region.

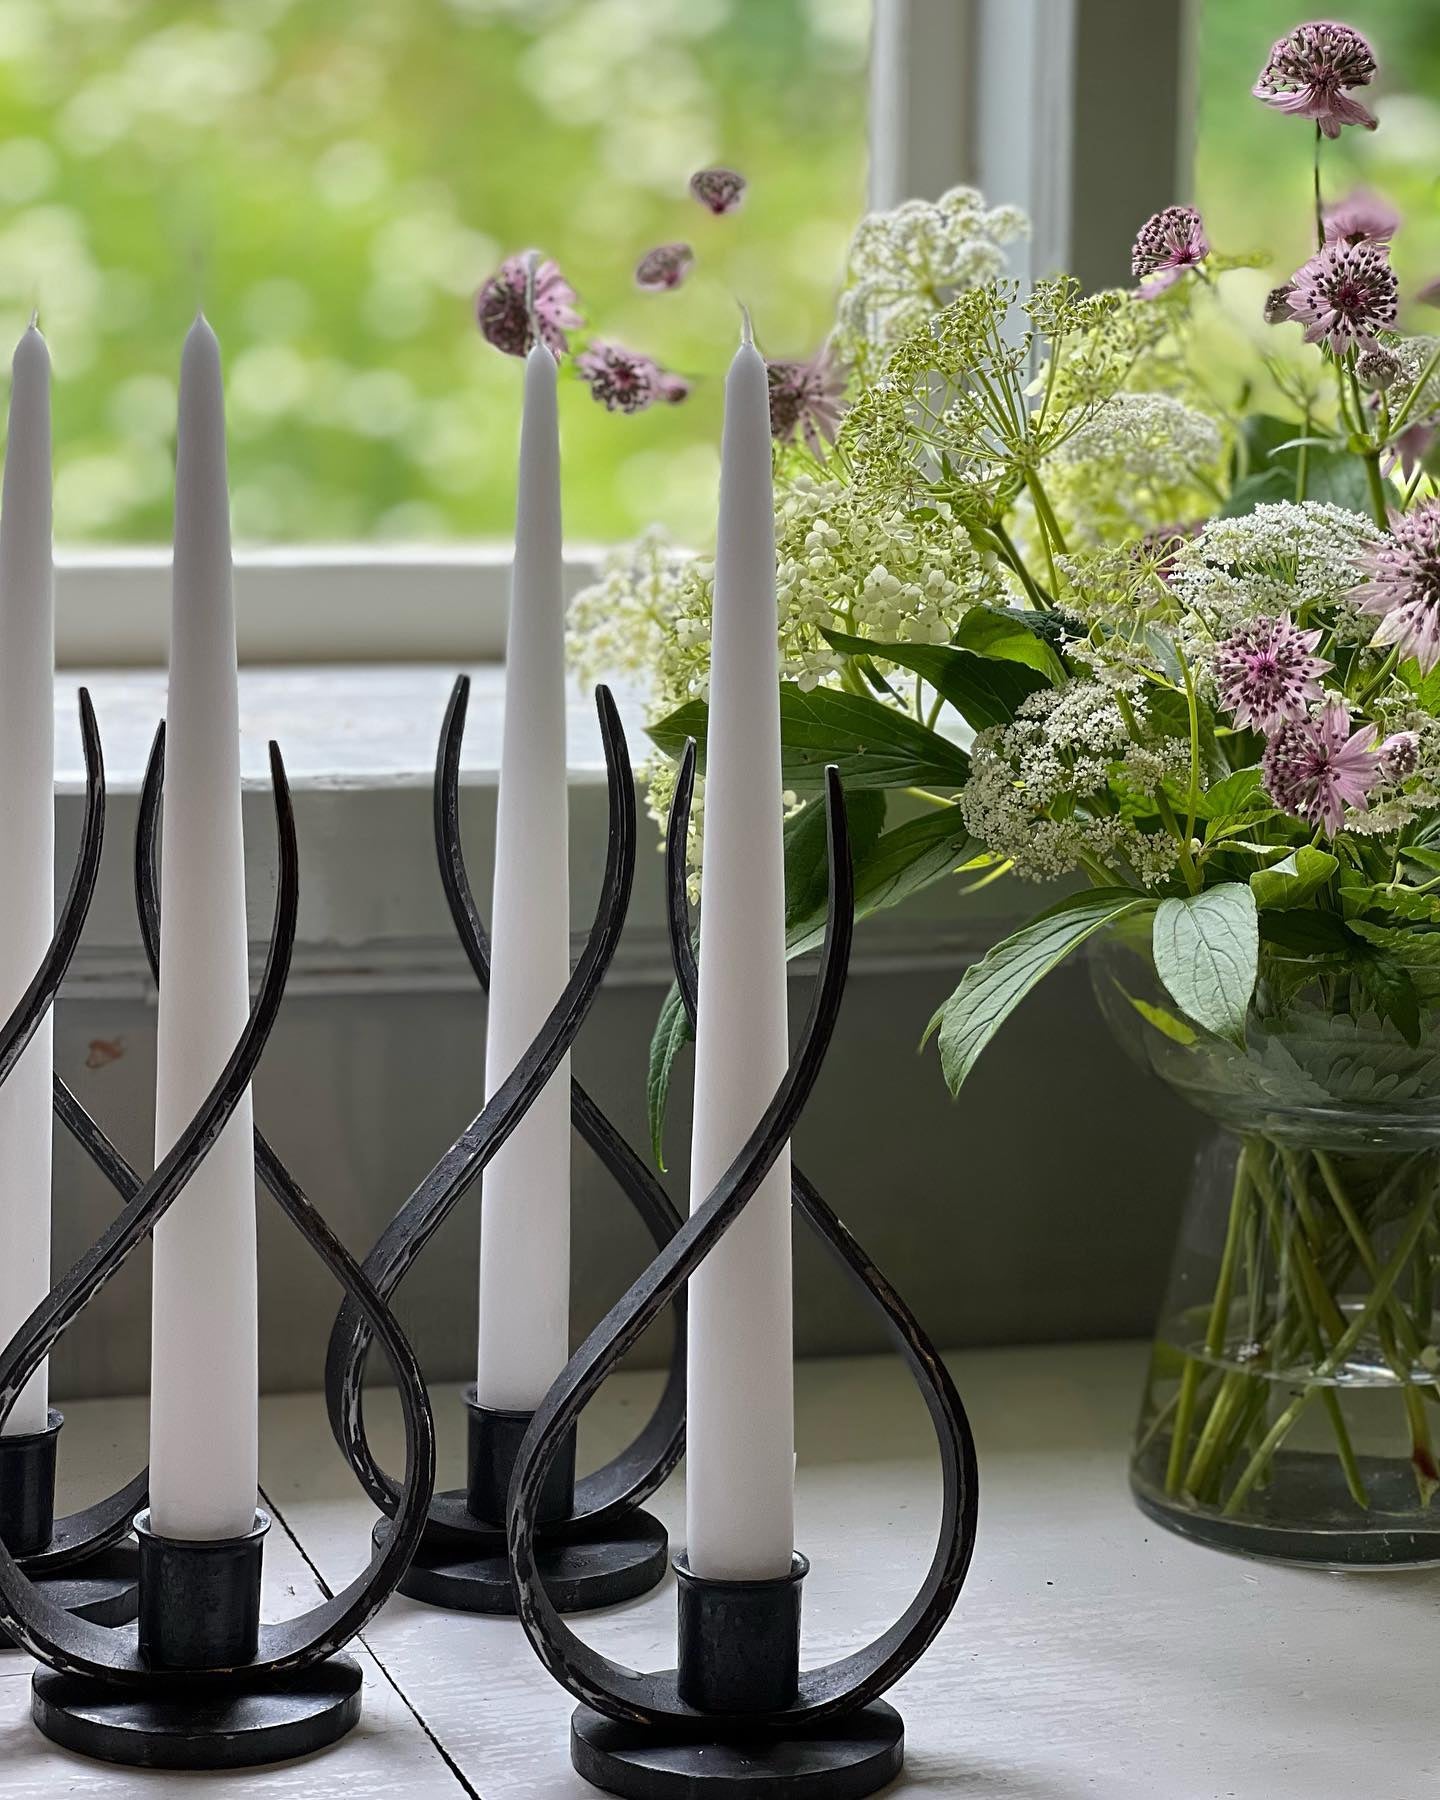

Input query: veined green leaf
[1118,986,1198,1046]
[646,978,693,1171]
[1249,846,1338,911]
[787,805,975,956]
[820,627,1049,730]
[927,889,1153,1095]
[951,607,1068,683]
[1153,883,1258,1046]
[648,686,971,792]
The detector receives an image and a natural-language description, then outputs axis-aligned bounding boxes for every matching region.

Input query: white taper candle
[475,339,572,1410]
[685,313,796,1579]
[0,324,54,1438]
[148,315,259,1539]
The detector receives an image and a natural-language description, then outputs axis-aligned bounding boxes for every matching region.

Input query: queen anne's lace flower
[1351,499,1440,671]
[1167,501,1385,645]
[1253,21,1379,138]
[1047,393,1224,544]
[960,679,1189,886]
[1212,615,1329,731]
[1262,702,1381,833]
[1287,240,1398,355]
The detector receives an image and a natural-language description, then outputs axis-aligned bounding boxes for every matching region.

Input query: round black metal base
[373,1503,668,1615]
[31,1652,363,1770]
[570,1700,904,1799]
[0,1542,139,1651]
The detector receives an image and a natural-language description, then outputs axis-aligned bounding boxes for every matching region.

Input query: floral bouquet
[565,21,1440,1562]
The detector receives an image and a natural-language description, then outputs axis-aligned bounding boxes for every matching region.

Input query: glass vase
[1093,923,1440,1568]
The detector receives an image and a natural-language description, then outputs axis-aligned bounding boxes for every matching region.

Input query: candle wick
[738,302,754,348]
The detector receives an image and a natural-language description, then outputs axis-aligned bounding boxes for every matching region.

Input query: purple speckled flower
[576,342,659,414]
[689,167,746,216]
[1263,283,1297,325]
[1324,187,1400,246]
[655,369,691,404]
[1351,500,1440,671]
[1253,21,1379,138]
[1263,701,1382,833]
[1213,615,1330,732]
[635,243,694,292]
[1286,239,1397,354]
[1131,206,1209,297]
[1379,731,1420,781]
[475,253,581,358]
[766,348,846,457]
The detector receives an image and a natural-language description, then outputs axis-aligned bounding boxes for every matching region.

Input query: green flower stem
[1024,466,1069,560]
[1166,1146,1252,1495]
[1222,1179,1438,1516]
[1355,644,1401,708]
[988,519,1048,608]
[1312,123,1325,253]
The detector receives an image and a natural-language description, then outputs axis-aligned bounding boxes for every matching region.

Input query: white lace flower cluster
[832,186,1028,382]
[1046,393,1224,542]
[1386,335,1440,423]
[567,529,705,706]
[1165,500,1384,647]
[960,678,1190,885]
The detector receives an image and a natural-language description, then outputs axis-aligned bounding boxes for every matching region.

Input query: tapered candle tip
[739,303,754,347]
[28,308,38,330]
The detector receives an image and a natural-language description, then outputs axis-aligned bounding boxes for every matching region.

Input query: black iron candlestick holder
[317,678,686,1615]
[0,711,439,1770]
[506,757,981,1798]
[0,691,150,1648]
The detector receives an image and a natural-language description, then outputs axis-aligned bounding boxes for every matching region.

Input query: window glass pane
[0,0,869,545]
[1196,2,1439,340]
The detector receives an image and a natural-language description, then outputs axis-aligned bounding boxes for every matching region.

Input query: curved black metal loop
[508,761,979,1732]
[317,681,666,1542]
[0,688,150,1573]
[0,741,437,1688]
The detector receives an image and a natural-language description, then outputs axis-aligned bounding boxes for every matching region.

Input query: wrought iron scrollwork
[316,678,685,1549]
[0,724,437,1685]
[507,755,979,1730]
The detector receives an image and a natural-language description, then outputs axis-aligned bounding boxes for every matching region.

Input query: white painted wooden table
[3,1343,1428,1797]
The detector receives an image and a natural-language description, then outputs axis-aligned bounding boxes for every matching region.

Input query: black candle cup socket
[135,1507,269,1671]
[675,1552,810,1715]
[466,1392,576,1528]
[0,1408,62,1560]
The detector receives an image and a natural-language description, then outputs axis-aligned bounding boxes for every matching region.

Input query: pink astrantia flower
[1351,500,1440,670]
[1262,701,1382,833]
[689,167,746,215]
[1324,187,1400,245]
[655,370,691,404]
[1417,276,1440,307]
[1130,206,1209,296]
[475,253,581,358]
[766,348,846,457]
[1286,239,1398,355]
[1212,615,1330,732]
[1253,21,1379,138]
[635,243,694,292]
[1379,731,1420,781]
[575,342,659,414]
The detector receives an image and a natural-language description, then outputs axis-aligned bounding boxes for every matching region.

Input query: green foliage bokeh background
[0,0,868,545]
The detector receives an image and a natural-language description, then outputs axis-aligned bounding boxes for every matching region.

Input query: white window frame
[53,0,1191,670]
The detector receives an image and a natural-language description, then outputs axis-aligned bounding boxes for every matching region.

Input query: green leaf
[1221,468,1290,517]
[1192,766,1266,823]
[1153,883,1259,1046]
[1259,909,1356,954]
[820,627,1049,730]
[784,790,886,938]
[951,607,1068,683]
[787,805,975,956]
[646,978,693,1171]
[1352,951,1423,1047]
[1118,986,1198,1047]
[1226,413,1370,517]
[649,687,972,793]
[1249,846,1338,911]
[927,889,1152,1095]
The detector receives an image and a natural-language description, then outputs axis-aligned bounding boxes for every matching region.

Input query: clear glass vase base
[1131,1453,1440,1570]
